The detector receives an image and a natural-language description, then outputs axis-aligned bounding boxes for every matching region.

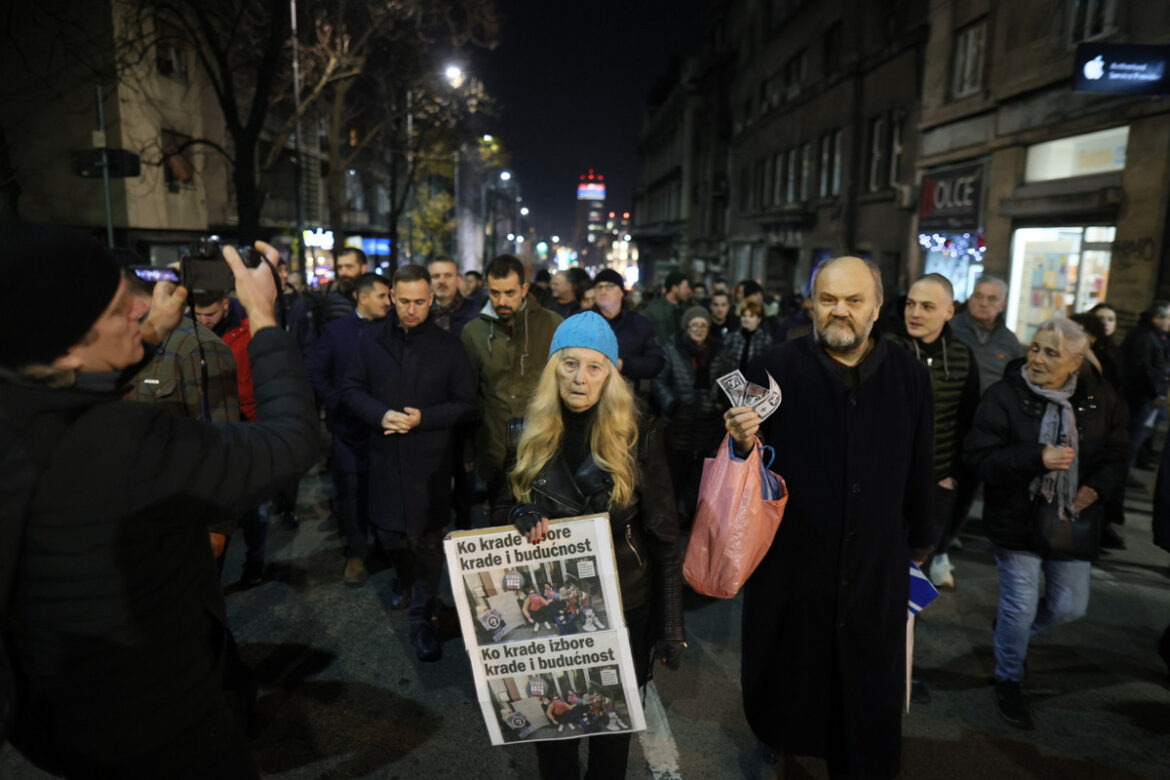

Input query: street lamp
[445,64,465,88]
[551,235,560,243]
[520,206,529,216]
[499,170,512,182]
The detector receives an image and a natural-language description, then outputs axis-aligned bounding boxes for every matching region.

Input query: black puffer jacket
[964,358,1129,552]
[493,419,684,648]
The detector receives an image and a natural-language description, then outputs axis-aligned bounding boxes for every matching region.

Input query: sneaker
[929,555,955,589]
[993,679,1034,730]
[343,557,368,587]
[557,724,564,733]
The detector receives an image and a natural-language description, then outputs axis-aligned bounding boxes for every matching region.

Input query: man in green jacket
[643,270,692,346]
[461,254,562,497]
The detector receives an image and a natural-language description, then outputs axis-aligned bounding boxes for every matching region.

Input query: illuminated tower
[572,169,607,254]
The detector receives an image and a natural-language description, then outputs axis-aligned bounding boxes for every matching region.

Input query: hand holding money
[725,406,761,454]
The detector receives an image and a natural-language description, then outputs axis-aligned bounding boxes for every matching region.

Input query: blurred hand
[140,281,188,345]
[724,406,761,452]
[510,504,550,544]
[1041,445,1075,471]
[209,532,227,559]
[223,243,277,333]
[1072,485,1099,512]
[937,477,956,490]
[382,408,420,434]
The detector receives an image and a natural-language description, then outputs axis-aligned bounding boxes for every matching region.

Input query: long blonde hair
[510,352,639,507]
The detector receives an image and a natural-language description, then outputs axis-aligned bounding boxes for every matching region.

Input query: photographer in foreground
[0,226,321,779]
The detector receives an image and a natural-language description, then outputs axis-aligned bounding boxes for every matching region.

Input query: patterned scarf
[1020,365,1079,521]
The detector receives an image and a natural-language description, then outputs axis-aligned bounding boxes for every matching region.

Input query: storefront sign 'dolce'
[1075,43,1170,96]
[919,163,984,232]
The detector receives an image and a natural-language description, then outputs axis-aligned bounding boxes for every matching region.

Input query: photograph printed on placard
[488,665,634,743]
[461,556,610,647]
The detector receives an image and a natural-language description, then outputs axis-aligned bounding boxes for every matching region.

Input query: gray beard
[814,320,868,352]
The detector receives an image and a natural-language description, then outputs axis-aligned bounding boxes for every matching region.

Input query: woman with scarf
[964,316,1127,731]
[652,306,725,526]
[496,312,684,779]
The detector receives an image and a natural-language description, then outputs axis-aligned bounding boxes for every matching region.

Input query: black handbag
[1030,498,1099,560]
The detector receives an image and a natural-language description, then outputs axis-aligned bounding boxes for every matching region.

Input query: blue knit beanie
[548,311,620,367]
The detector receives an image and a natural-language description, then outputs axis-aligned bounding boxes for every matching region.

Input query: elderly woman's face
[1026,330,1082,389]
[557,347,611,412]
[686,317,710,344]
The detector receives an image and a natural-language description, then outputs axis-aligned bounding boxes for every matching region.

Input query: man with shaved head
[726,256,935,779]
[888,274,980,589]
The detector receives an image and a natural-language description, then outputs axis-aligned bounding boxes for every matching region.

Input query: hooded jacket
[460,293,562,482]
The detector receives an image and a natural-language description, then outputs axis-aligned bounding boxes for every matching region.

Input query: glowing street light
[445,64,465,88]
[516,236,525,244]
[551,235,560,243]
[506,233,515,241]
[482,134,494,142]
[520,206,529,216]
[499,170,512,182]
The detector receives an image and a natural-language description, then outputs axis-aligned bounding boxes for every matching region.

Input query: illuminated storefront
[917,162,987,302]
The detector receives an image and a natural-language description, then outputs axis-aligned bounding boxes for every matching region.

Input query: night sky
[472,0,713,240]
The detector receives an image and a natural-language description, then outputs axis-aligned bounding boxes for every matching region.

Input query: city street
[4,462,1169,779]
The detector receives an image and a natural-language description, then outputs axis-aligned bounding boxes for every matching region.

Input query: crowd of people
[2,224,1169,779]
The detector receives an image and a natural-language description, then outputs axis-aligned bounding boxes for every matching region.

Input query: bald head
[811,256,883,360]
[906,275,956,343]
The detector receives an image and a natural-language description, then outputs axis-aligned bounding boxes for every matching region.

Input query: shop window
[951,20,987,100]
[1069,0,1118,44]
[1006,225,1116,342]
[831,130,843,195]
[1024,126,1128,182]
[800,143,812,202]
[867,116,885,192]
[920,232,986,303]
[889,113,904,187]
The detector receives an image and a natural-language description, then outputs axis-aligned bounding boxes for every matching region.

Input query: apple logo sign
[1084,55,1106,81]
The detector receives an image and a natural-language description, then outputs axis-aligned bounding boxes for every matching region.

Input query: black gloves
[654,639,685,671]
[509,503,544,535]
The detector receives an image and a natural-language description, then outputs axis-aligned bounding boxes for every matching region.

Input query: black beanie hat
[593,268,625,290]
[0,225,121,369]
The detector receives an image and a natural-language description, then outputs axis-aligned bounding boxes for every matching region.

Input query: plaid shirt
[126,318,240,423]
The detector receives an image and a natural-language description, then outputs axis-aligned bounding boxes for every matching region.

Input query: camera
[179,239,265,293]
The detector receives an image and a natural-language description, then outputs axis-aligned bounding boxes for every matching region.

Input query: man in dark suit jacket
[342,264,477,661]
[307,272,391,586]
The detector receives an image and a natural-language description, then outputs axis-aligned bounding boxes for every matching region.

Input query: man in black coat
[342,264,477,661]
[726,256,934,779]
[591,268,665,388]
[0,228,320,779]
[307,272,391,586]
[1121,301,1170,479]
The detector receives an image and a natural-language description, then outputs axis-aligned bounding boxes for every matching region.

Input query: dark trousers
[334,467,370,558]
[666,447,704,526]
[270,478,300,517]
[1127,400,1157,474]
[375,524,445,632]
[240,507,266,574]
[933,480,959,555]
[452,458,475,531]
[532,605,650,780]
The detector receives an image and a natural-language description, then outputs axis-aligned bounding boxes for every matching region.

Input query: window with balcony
[867,116,885,192]
[951,20,987,100]
[819,134,832,197]
[800,143,812,201]
[889,113,904,186]
[831,130,843,195]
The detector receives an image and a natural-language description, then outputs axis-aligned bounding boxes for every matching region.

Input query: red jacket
[222,319,255,420]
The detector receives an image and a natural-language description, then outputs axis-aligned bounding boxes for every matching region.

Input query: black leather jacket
[493,423,685,646]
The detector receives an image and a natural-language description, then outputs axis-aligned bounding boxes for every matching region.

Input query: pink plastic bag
[683,434,787,599]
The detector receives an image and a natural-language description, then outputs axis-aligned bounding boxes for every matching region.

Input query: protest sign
[445,514,646,745]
